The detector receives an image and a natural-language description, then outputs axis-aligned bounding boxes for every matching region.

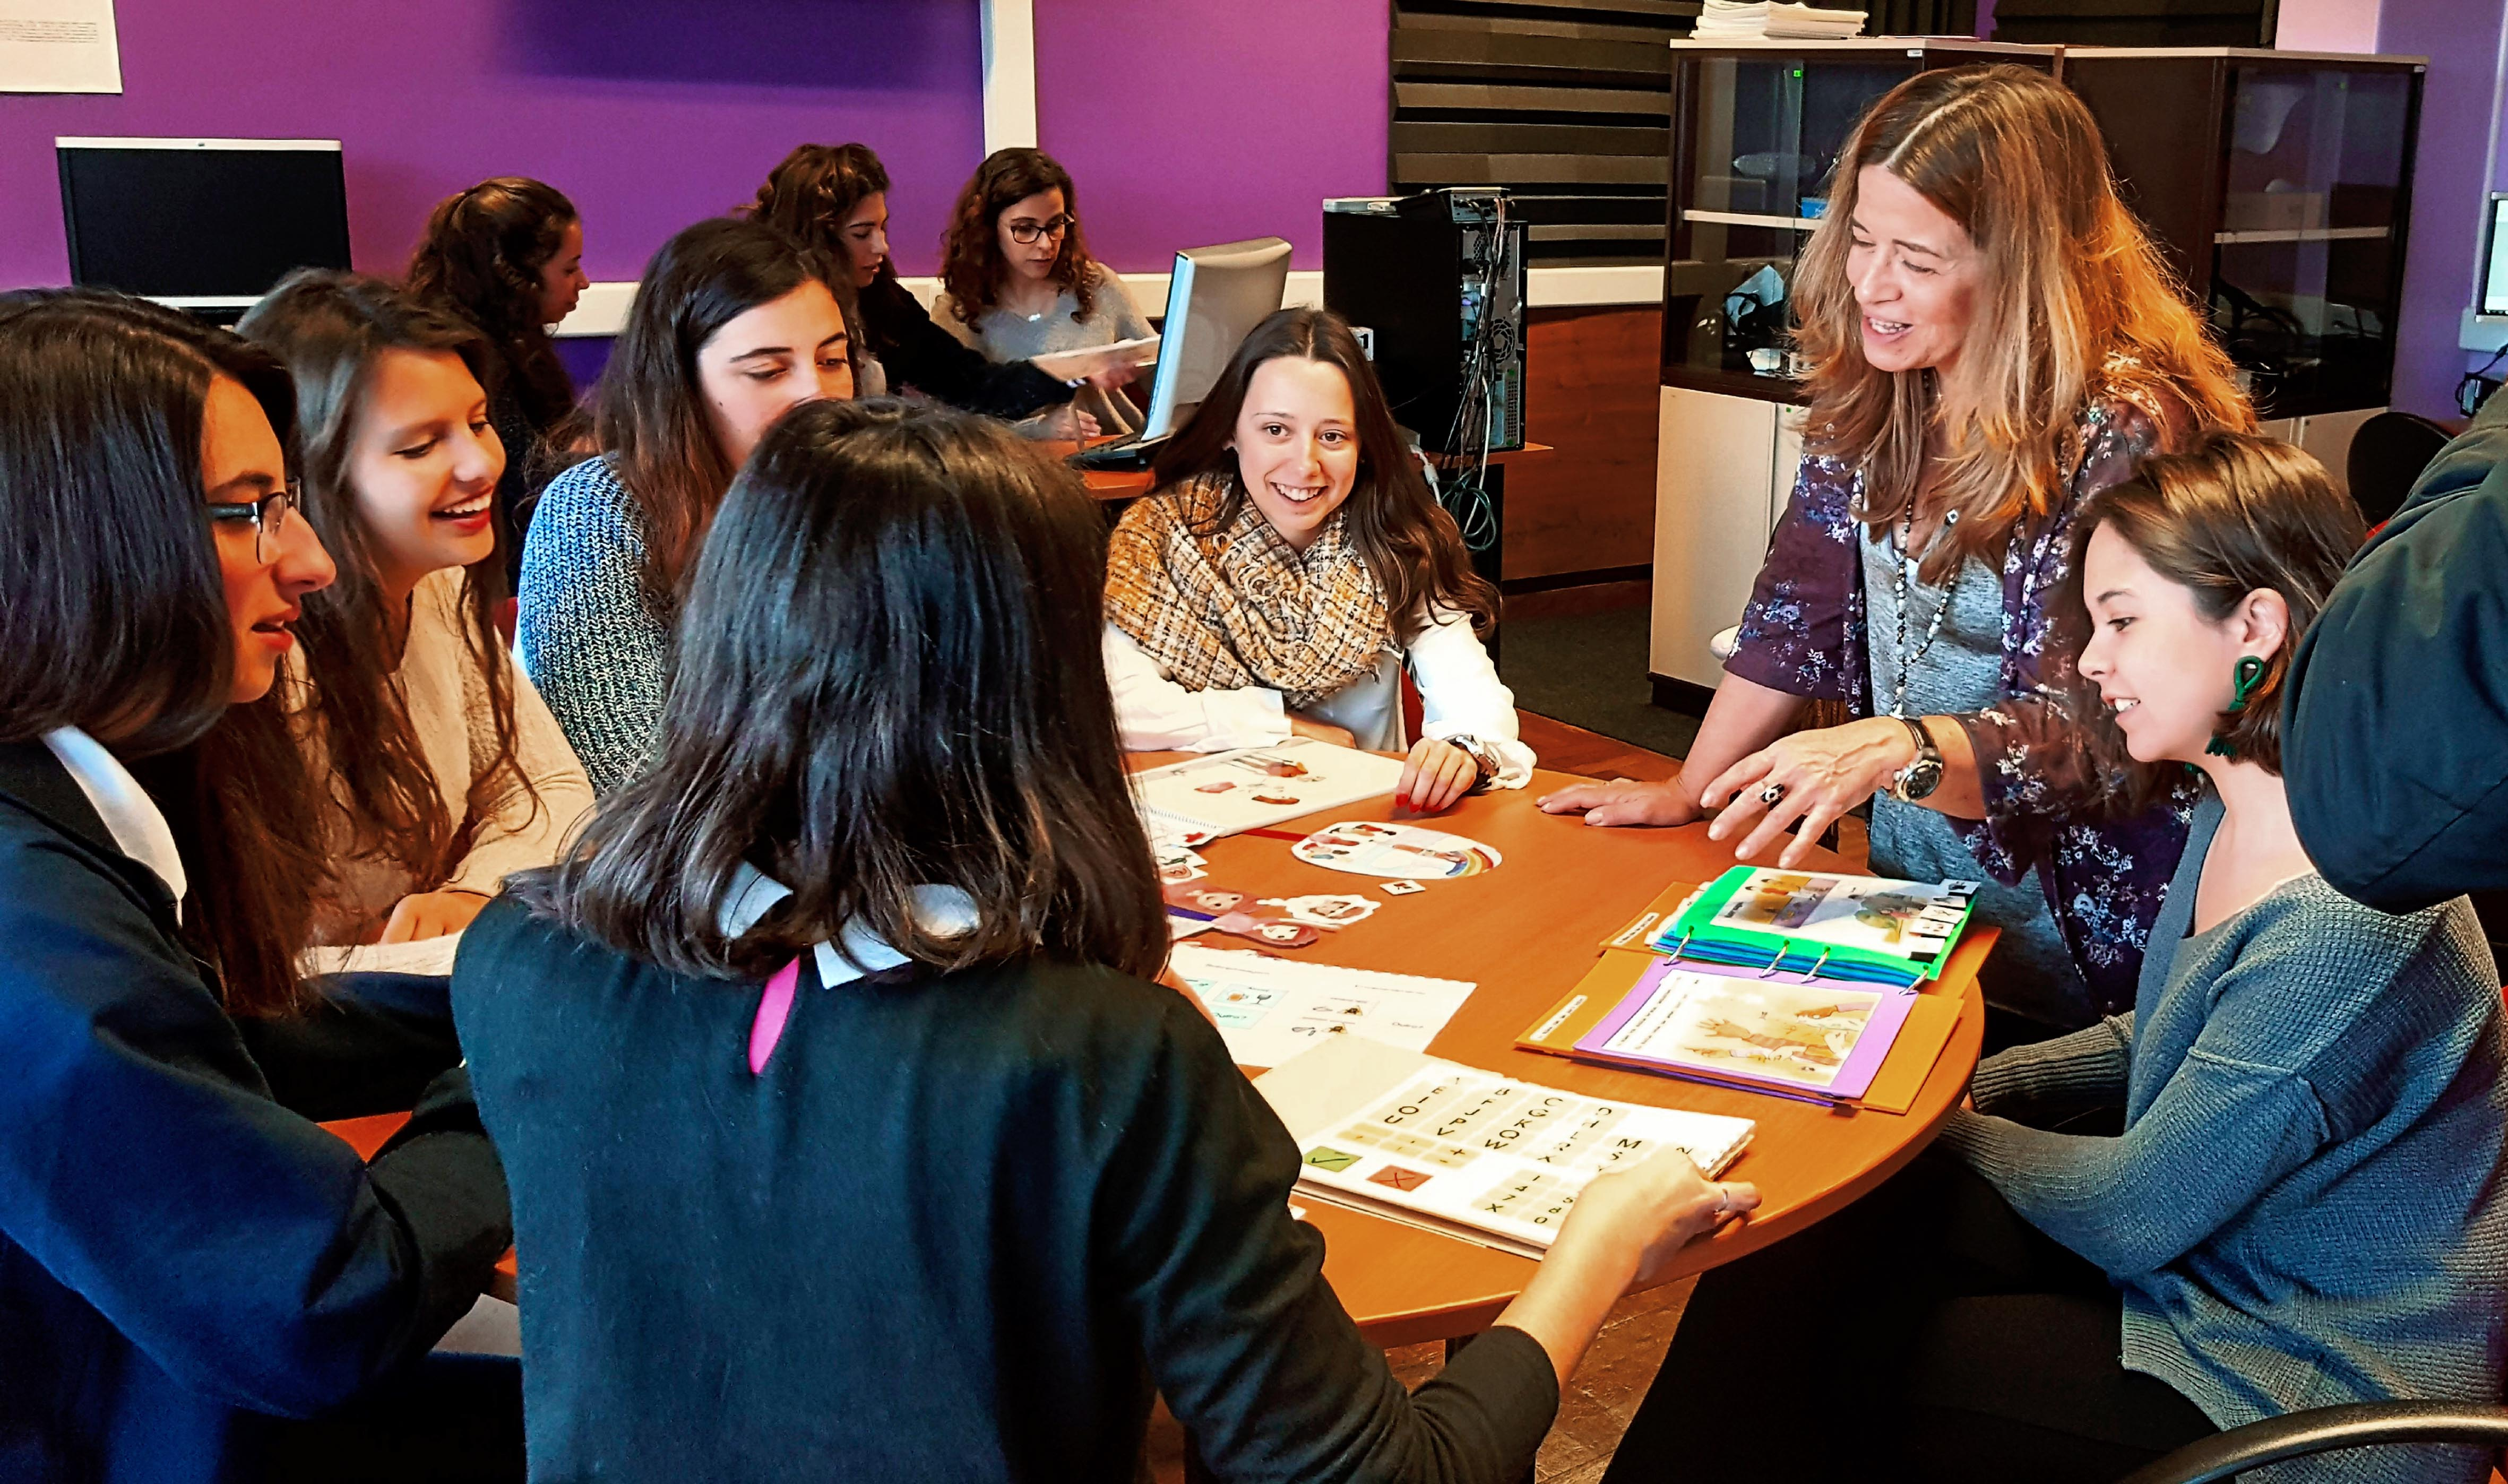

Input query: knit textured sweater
[515,456,665,797]
[1939,792,2508,1483]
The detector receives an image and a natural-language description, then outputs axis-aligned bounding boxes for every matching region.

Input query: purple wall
[2382,0,2505,418]
[1031,0,1389,272]
[0,0,986,290]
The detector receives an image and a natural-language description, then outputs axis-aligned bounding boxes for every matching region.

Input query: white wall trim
[979,0,1038,153]
[551,264,1666,339]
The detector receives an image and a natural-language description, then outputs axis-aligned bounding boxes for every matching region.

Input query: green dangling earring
[2205,655,2270,757]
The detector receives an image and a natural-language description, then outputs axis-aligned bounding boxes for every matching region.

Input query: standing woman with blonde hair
[1543,65,2252,1038]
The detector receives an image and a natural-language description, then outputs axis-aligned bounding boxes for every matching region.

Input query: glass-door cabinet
[2064,48,2425,418]
[1661,39,2061,401]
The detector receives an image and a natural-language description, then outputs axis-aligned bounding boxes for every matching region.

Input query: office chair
[2346,410,2455,529]
[2114,1402,2508,1483]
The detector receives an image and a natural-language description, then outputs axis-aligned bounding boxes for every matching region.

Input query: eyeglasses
[206,484,300,564]
[1005,214,1074,246]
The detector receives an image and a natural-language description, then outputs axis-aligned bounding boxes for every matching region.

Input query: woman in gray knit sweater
[1604,432,2508,1484]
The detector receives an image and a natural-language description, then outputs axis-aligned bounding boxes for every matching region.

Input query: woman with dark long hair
[0,290,515,1481]
[405,176,588,584]
[517,215,854,794]
[744,142,1125,436]
[454,396,1750,1480]
[934,146,1153,436]
[1543,65,2254,1039]
[238,270,592,951]
[1106,306,1531,812]
[1601,433,2507,1484]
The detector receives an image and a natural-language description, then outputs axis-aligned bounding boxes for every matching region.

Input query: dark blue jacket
[2287,394,2508,911]
[0,741,511,1483]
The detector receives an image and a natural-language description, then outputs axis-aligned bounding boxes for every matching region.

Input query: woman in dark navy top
[454,397,1757,1481]
[0,292,515,1483]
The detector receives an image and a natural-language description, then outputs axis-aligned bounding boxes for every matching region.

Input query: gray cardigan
[1938,792,2508,1484]
[515,455,666,797]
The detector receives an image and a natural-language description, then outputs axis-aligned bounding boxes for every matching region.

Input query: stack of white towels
[1692,1,1869,39]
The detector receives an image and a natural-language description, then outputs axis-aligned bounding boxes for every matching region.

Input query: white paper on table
[0,0,122,93]
[1169,944,1474,1069]
[1132,738,1406,845]
[299,932,463,979]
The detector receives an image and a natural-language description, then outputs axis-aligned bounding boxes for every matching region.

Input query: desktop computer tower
[1323,189,1527,457]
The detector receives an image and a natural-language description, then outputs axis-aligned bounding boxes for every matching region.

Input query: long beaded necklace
[1889,503,1959,719]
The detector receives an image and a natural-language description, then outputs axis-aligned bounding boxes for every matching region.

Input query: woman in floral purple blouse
[1544,66,2253,1036]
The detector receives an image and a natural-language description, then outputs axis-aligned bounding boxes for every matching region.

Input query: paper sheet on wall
[1169,944,1474,1069]
[1,1,122,93]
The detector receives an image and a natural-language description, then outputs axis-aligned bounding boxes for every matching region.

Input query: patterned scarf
[1104,478,1389,711]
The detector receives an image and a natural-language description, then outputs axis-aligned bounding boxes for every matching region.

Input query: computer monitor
[57,137,352,315]
[1139,236,1293,439]
[2481,192,2508,318]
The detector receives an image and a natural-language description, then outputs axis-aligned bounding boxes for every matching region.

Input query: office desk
[1145,762,1986,1346]
[1038,438,1157,499]
[323,763,1985,1336]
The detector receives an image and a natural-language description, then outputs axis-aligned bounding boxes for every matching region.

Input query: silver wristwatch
[1890,716,1945,804]
[1446,734,1501,793]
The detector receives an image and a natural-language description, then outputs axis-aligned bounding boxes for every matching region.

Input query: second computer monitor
[1140,236,1293,440]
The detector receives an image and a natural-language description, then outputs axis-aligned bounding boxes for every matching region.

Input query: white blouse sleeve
[443,646,597,899]
[1404,610,1536,789]
[1103,625,1291,753]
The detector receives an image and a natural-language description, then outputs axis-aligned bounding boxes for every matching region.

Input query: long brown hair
[2051,432,2362,808]
[1150,307,1498,639]
[585,216,853,611]
[513,398,1166,982]
[938,147,1099,324]
[405,176,579,431]
[238,271,541,920]
[744,143,891,282]
[0,289,325,1015]
[1793,65,2253,582]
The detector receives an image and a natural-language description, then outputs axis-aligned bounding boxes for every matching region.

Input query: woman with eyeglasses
[934,148,1153,437]
[238,271,593,953]
[0,290,518,1482]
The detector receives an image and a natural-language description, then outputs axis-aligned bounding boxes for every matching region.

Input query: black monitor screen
[57,139,351,299]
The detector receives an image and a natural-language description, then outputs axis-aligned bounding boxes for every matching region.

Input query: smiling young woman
[237,271,592,951]
[1104,307,1530,813]
[1542,63,2254,1039]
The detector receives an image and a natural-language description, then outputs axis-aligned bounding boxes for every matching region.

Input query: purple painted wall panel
[0,0,985,290]
[2380,0,2503,418]
[1030,0,1390,273]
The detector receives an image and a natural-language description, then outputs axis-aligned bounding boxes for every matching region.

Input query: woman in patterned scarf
[1542,65,2253,1040]
[1104,307,1531,813]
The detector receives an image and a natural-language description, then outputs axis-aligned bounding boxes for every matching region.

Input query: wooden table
[1166,764,1987,1347]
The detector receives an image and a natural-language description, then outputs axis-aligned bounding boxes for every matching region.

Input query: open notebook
[1256,1035,1753,1260]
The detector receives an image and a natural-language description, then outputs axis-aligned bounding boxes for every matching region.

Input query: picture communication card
[1169,945,1476,1069]
[1257,1035,1754,1259]
[1289,821,1503,878]
[1649,867,1980,986]
[1133,738,1408,847]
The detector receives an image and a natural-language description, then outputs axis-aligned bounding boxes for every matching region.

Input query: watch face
[1898,758,1945,801]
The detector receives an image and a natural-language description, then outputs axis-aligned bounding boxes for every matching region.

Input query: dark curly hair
[406,177,579,428]
[744,143,891,281]
[938,148,1098,325]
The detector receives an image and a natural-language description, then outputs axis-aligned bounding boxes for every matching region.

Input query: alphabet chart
[1260,1038,1754,1258]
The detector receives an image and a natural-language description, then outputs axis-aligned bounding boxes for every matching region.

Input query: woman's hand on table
[378,888,492,944]
[1287,713,1356,749]
[1397,738,1479,814]
[1699,717,1918,869]
[1536,775,1703,829]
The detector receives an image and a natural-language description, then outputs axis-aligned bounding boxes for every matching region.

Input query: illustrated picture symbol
[1304,1147,1360,1171]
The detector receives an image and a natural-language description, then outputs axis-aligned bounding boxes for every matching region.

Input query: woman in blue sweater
[1605,432,2508,1484]
[0,291,515,1481]
[455,398,1756,1481]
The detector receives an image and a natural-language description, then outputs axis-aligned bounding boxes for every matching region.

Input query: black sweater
[2286,392,2508,910]
[0,741,510,1484]
[858,272,1075,420]
[452,894,1559,1481]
